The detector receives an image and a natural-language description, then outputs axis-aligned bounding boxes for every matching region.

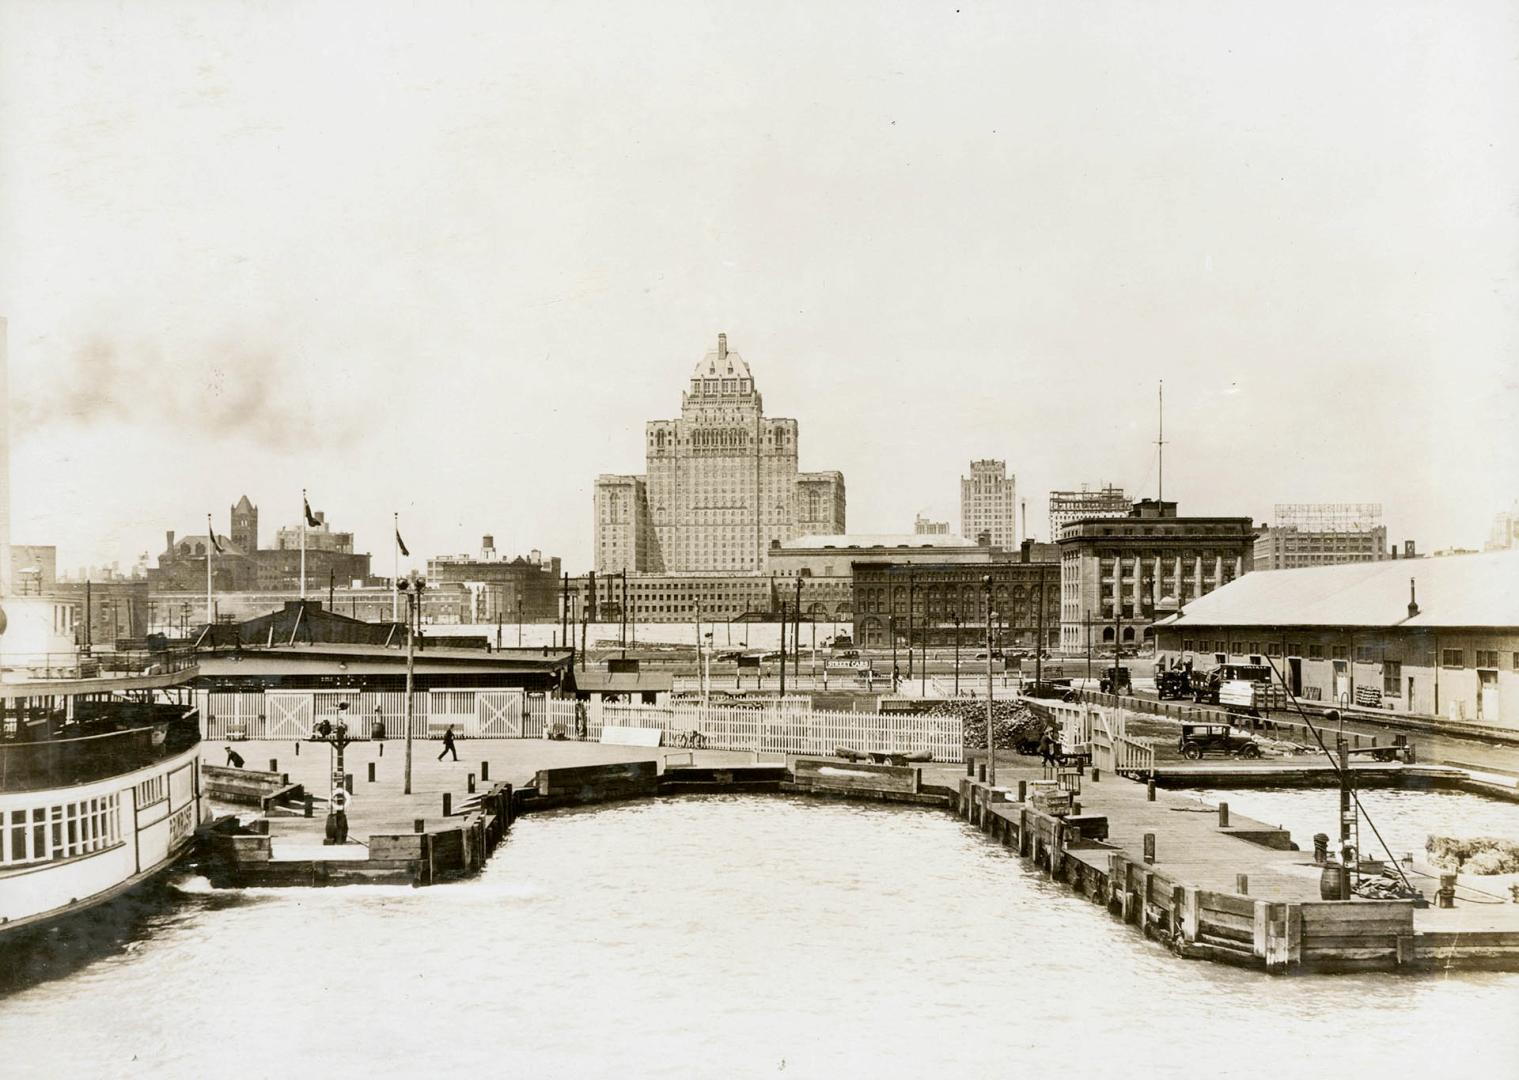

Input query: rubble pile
[924,699,1052,752]
[1352,875,1422,901]
[1426,835,1519,875]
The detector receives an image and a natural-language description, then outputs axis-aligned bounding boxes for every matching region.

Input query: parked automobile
[1098,665,1132,694]
[1155,669,1192,700]
[1177,722,1261,760]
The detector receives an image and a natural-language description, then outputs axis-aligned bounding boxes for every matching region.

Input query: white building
[960,459,1015,549]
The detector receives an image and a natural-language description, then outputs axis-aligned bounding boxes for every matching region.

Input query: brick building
[427,535,562,623]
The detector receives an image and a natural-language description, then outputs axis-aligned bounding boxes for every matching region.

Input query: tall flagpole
[392,512,399,621]
[300,488,308,600]
[206,513,214,626]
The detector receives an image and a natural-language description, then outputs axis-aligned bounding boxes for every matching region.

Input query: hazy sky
[2,1,1516,575]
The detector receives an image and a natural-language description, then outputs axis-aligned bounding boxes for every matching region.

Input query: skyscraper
[960,459,1015,549]
[594,334,845,573]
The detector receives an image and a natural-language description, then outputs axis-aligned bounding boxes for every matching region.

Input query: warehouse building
[1153,550,1519,729]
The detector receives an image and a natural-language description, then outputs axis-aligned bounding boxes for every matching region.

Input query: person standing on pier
[438,724,459,762]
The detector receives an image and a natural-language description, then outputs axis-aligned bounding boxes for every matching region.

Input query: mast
[1157,380,1165,504]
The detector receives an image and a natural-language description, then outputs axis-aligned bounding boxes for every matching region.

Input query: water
[2,795,1517,1079]
[1178,786,1519,865]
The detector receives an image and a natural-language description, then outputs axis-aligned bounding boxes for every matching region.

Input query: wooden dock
[198,738,1519,972]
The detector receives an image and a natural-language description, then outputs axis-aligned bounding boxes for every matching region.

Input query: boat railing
[0,715,200,793]
[0,647,198,682]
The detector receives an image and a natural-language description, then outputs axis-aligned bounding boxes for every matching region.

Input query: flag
[395,529,409,558]
[210,532,223,554]
[304,496,319,527]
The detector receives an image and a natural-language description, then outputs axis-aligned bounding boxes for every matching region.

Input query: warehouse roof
[1155,550,1519,630]
[782,533,977,550]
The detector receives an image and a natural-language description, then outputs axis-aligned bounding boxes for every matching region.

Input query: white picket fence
[201,689,965,763]
[1046,699,1156,777]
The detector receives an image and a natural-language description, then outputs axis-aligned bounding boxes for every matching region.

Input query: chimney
[1408,578,1419,619]
[1020,538,1033,564]
[530,548,541,565]
[482,534,494,551]
[166,530,175,552]
[717,332,727,361]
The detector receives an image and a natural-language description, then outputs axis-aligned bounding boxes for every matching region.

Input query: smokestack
[166,530,176,552]
[1408,578,1419,619]
[717,332,727,361]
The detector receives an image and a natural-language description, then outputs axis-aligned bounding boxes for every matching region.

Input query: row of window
[1179,639,1519,672]
[2,795,121,868]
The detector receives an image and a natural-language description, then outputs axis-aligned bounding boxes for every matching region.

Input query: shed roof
[1155,550,1519,631]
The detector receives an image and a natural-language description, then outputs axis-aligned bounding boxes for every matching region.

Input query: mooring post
[368,762,376,783]
[414,818,424,833]
[1092,766,1100,782]
[1236,874,1249,895]
[978,763,987,782]
[1438,874,1457,909]
[295,741,300,756]
[1218,802,1230,828]
[481,761,489,782]
[379,742,384,757]
[468,773,477,795]
[1143,832,1156,865]
[503,783,514,827]
[442,792,452,816]
[1147,779,1156,801]
[303,793,313,818]
[1017,779,1027,803]
[269,758,278,773]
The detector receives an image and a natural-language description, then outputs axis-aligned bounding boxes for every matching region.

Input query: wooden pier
[199,738,1519,972]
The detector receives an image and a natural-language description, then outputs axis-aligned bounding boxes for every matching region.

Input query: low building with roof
[1153,550,1519,729]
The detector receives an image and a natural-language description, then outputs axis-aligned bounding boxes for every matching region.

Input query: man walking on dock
[438,724,459,762]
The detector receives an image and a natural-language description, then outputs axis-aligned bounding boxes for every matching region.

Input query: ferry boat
[1,598,205,936]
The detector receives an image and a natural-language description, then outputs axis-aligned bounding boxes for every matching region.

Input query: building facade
[148,497,373,594]
[427,536,562,623]
[570,570,852,626]
[1048,484,1129,538]
[1486,504,1519,551]
[961,459,1015,548]
[1253,503,1388,571]
[1154,551,1519,728]
[1058,500,1256,652]
[851,547,1062,651]
[594,333,845,574]
[914,514,949,535]
[9,544,57,593]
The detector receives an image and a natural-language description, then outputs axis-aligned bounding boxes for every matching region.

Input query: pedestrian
[225,746,245,768]
[438,724,458,762]
[1038,728,1059,766]
[575,700,588,741]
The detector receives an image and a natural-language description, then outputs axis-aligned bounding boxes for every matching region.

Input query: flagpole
[393,512,399,621]
[300,488,307,600]
[206,513,214,626]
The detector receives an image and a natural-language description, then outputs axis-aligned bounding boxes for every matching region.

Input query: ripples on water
[1,795,1516,1079]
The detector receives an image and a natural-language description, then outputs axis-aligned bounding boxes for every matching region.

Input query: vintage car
[1177,722,1261,760]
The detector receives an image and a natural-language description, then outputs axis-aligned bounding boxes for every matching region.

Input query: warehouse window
[1475,650,1499,669]
[1356,646,1376,664]
[1441,649,1464,668]
[1331,646,1347,661]
[1309,644,1325,660]
[1383,661,1401,697]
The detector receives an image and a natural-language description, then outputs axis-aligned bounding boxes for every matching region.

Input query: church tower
[230,495,258,553]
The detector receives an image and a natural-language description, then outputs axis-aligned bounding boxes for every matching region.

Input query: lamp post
[889,615,899,692]
[952,612,961,696]
[314,701,353,845]
[983,574,996,786]
[398,576,425,795]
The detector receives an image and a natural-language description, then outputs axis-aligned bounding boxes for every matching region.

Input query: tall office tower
[594,333,845,572]
[960,459,1015,550]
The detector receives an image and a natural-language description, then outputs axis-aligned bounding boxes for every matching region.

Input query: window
[1383,661,1402,697]
[1182,639,1194,653]
[1266,643,1282,657]
[1475,650,1500,669]
[1309,644,1325,660]
[1331,646,1348,661]
[1441,649,1464,668]
[1356,646,1376,664]
[1286,643,1301,657]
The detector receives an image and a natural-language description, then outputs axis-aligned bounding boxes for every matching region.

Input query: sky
[1,0,1516,577]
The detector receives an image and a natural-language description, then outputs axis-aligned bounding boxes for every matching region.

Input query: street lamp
[952,611,961,696]
[313,701,353,844]
[398,575,426,795]
[983,574,996,786]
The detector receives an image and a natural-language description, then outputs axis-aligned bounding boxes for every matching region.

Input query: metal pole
[517,598,523,647]
[206,514,214,628]
[403,590,415,795]
[392,512,399,621]
[794,576,803,683]
[300,488,307,601]
[985,575,996,786]
[779,600,787,697]
[890,615,897,692]
[953,614,960,695]
[907,573,915,683]
[621,570,628,653]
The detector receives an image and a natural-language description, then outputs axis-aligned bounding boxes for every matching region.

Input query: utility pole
[1157,379,1165,504]
[793,575,803,683]
[952,612,961,696]
[621,570,628,654]
[779,599,787,698]
[517,597,523,647]
[1335,711,1352,900]
[1085,610,1092,684]
[400,579,419,795]
[560,572,569,647]
[984,575,996,786]
[907,573,915,684]
[1035,564,1045,688]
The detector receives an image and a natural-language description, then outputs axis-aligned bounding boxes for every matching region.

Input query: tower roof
[234,495,256,512]
[691,332,752,381]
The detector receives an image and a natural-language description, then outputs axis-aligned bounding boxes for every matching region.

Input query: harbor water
[2,795,1517,1079]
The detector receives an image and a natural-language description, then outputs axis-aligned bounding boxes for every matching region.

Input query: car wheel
[1182,744,1203,760]
[1238,743,1261,759]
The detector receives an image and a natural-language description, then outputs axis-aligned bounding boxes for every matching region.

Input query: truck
[1098,665,1132,694]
